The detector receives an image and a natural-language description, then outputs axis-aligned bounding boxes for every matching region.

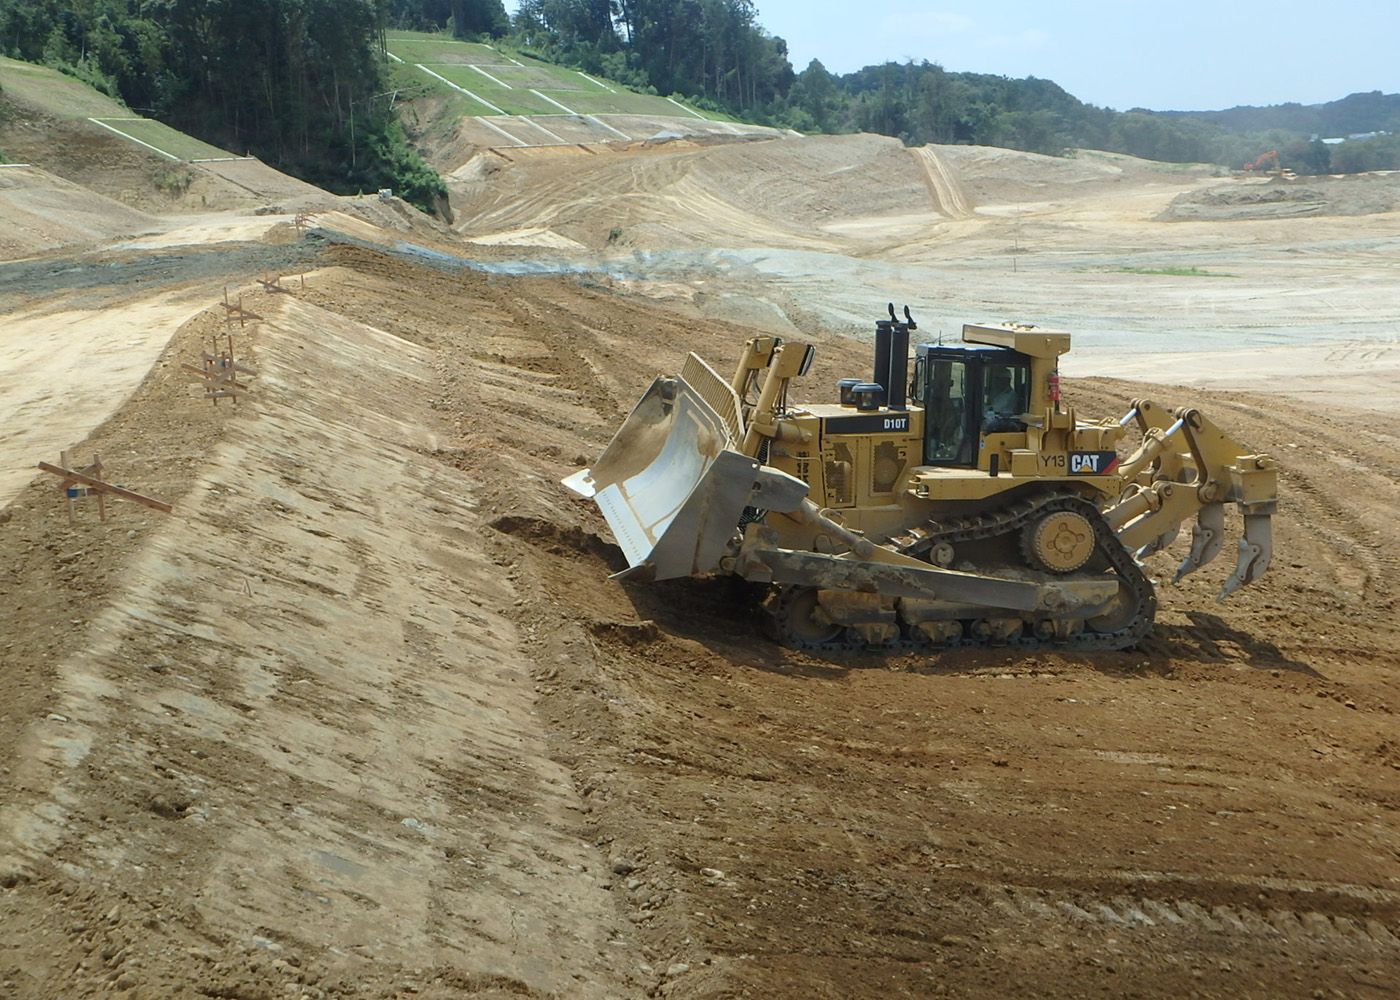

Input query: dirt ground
[1,127,1398,999]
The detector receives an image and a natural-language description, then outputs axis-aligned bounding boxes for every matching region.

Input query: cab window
[981,362,1029,433]
[925,359,971,464]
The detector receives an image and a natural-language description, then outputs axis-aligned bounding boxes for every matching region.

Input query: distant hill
[1155,91,1400,139]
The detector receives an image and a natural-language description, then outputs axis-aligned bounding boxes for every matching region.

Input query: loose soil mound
[448,133,939,251]
[1160,172,1400,220]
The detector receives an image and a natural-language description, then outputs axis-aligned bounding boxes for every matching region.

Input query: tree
[1301,137,1332,173]
[787,59,838,132]
[389,0,452,30]
[451,0,509,39]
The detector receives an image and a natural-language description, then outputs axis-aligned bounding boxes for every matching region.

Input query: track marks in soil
[910,146,975,219]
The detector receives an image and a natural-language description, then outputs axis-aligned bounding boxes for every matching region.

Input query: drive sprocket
[1021,508,1096,573]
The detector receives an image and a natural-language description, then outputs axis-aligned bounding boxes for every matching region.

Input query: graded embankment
[1,143,1397,1000]
[0,283,633,999]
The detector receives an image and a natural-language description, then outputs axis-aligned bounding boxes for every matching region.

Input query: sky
[749,1,1398,110]
[497,2,1398,111]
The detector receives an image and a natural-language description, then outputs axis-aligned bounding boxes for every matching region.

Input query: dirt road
[1,133,1398,998]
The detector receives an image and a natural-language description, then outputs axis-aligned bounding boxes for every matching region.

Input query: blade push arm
[738,340,816,457]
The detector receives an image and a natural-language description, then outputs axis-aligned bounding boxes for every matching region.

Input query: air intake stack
[872,303,915,411]
[887,308,911,410]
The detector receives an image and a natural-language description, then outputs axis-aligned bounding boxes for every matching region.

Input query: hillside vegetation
[505,1,1400,172]
[0,0,448,212]
[1,0,1396,204]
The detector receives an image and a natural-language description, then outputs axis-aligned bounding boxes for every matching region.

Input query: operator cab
[911,344,1032,466]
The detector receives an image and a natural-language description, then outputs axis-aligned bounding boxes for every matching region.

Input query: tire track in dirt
[910,146,974,219]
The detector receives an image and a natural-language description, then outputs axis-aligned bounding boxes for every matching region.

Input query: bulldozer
[563,306,1277,651]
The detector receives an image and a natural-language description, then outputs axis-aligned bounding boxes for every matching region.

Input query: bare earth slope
[1,131,1398,999]
[0,166,157,259]
[445,136,1400,410]
[0,56,382,222]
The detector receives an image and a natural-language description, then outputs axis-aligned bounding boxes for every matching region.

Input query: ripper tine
[1218,513,1273,600]
[1175,503,1225,584]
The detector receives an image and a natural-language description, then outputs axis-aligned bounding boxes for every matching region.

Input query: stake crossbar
[38,459,172,516]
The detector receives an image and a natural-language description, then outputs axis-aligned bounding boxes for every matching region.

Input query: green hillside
[0,55,129,118]
[0,57,236,161]
[386,31,727,124]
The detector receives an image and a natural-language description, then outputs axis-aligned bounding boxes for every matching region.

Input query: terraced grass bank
[87,118,237,161]
[387,30,780,149]
[1,56,247,164]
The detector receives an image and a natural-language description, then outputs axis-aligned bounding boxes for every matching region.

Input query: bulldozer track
[981,882,1400,953]
[765,492,1156,653]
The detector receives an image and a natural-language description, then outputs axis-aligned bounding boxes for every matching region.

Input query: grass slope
[385,32,722,122]
[90,118,234,160]
[1,56,235,161]
[0,56,129,118]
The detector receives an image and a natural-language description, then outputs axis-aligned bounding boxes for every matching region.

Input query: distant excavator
[565,307,1277,652]
[1242,150,1296,179]
[1244,150,1282,173]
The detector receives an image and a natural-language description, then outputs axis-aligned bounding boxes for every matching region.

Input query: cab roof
[962,322,1071,360]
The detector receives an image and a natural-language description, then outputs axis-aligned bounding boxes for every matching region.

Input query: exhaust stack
[873,303,915,411]
[887,318,910,410]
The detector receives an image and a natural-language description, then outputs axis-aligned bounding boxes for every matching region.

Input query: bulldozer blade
[1219,512,1273,600]
[563,375,807,582]
[1174,503,1225,584]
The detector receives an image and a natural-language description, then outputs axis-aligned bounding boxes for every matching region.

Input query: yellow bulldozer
[564,306,1277,651]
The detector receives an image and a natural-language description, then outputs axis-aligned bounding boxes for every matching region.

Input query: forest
[2,0,1397,211]
[0,0,454,210]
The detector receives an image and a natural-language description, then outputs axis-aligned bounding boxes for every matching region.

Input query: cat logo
[1069,451,1120,475]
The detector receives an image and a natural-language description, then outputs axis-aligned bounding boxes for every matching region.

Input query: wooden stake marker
[257,271,306,292]
[185,331,258,405]
[221,287,262,329]
[38,451,172,521]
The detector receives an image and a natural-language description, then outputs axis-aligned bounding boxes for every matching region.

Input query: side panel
[818,410,923,509]
[907,467,1120,504]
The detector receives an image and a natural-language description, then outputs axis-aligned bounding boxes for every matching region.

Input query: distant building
[1319,130,1392,145]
